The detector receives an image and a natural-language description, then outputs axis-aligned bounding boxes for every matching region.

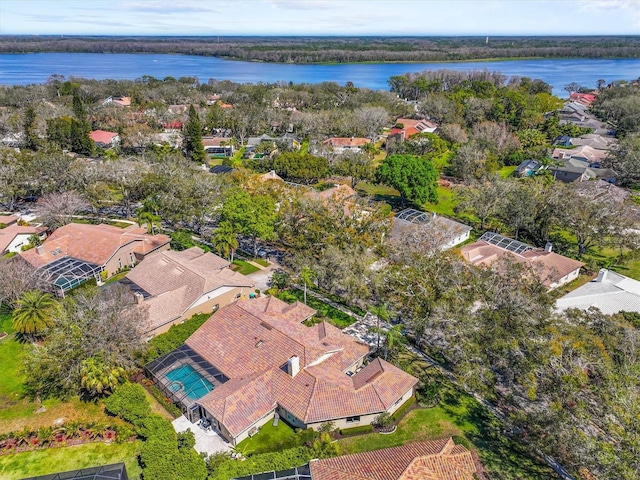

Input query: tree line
[1,35,640,62]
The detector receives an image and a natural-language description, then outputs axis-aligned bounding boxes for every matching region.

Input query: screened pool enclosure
[40,256,103,295]
[145,344,228,416]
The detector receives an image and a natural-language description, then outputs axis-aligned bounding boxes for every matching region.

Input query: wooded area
[1,35,639,62]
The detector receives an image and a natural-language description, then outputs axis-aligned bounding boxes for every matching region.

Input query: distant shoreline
[1,35,638,64]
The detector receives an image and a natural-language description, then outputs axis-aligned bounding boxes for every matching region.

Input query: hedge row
[391,397,416,422]
[209,447,313,480]
[339,424,374,436]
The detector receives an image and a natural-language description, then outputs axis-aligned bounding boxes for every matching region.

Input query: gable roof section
[310,438,477,480]
[125,247,253,330]
[323,137,371,148]
[20,223,169,268]
[0,215,19,226]
[0,224,46,253]
[556,269,640,314]
[89,130,118,144]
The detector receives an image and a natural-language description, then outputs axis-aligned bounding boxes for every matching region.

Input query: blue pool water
[165,364,213,400]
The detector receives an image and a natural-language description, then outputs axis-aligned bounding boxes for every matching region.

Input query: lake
[1,53,639,96]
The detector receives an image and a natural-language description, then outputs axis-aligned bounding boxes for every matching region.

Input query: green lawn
[232,259,260,275]
[236,419,298,455]
[252,257,270,267]
[0,441,142,480]
[0,312,28,407]
[274,289,357,328]
[104,271,129,285]
[421,185,458,217]
[498,165,517,178]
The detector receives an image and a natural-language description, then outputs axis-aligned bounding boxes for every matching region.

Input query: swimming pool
[164,364,214,400]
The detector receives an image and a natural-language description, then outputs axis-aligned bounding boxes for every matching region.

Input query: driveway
[172,415,231,455]
[246,256,281,293]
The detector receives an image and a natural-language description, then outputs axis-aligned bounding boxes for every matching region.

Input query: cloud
[579,0,639,11]
[266,0,343,10]
[118,0,218,14]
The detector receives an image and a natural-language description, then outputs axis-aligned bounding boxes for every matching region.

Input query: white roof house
[556,269,640,315]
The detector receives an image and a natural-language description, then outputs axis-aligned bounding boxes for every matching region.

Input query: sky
[0,0,638,36]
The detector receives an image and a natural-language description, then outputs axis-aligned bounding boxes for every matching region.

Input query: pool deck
[172,415,232,455]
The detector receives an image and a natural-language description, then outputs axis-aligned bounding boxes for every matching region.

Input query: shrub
[374,412,393,429]
[104,383,151,427]
[339,425,374,436]
[148,384,182,418]
[391,397,416,422]
[209,447,313,480]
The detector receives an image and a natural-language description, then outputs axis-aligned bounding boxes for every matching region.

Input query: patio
[172,415,231,455]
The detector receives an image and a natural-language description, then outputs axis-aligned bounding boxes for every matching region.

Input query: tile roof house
[89,130,120,149]
[391,209,472,251]
[460,232,584,290]
[556,269,640,315]
[310,438,478,480]
[165,296,417,445]
[202,137,234,157]
[102,96,131,107]
[322,137,371,153]
[124,247,254,336]
[388,117,439,144]
[21,223,170,293]
[570,92,597,107]
[0,223,47,254]
[552,145,608,165]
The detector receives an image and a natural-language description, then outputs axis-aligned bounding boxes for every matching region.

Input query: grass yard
[422,185,458,217]
[103,271,129,285]
[274,289,357,328]
[232,259,260,275]
[0,312,28,417]
[236,419,298,455]
[0,441,142,480]
[498,165,517,178]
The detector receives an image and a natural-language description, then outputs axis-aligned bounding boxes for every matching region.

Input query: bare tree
[0,257,51,308]
[35,191,90,228]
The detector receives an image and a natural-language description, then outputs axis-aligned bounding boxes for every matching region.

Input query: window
[129,252,134,265]
[346,416,360,423]
[118,259,123,269]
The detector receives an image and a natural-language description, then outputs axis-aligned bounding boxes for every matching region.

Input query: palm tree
[369,304,390,350]
[80,357,126,397]
[300,266,315,305]
[12,290,58,340]
[212,222,239,262]
[137,210,161,235]
[369,324,406,360]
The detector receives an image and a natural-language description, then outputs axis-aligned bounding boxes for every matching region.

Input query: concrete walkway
[172,415,231,455]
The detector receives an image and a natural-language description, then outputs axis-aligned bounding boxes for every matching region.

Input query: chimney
[544,242,553,253]
[287,355,300,378]
[596,269,608,283]
[134,292,144,304]
[36,245,45,255]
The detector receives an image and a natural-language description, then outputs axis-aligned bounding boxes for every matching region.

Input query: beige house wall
[104,241,169,279]
[146,286,250,337]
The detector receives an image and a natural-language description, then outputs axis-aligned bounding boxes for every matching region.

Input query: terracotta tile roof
[112,96,131,107]
[310,438,477,480]
[125,247,253,331]
[0,224,46,253]
[323,137,371,148]
[0,215,19,226]
[460,238,584,288]
[20,223,169,268]
[202,136,233,147]
[186,302,307,378]
[190,297,417,435]
[89,130,119,145]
